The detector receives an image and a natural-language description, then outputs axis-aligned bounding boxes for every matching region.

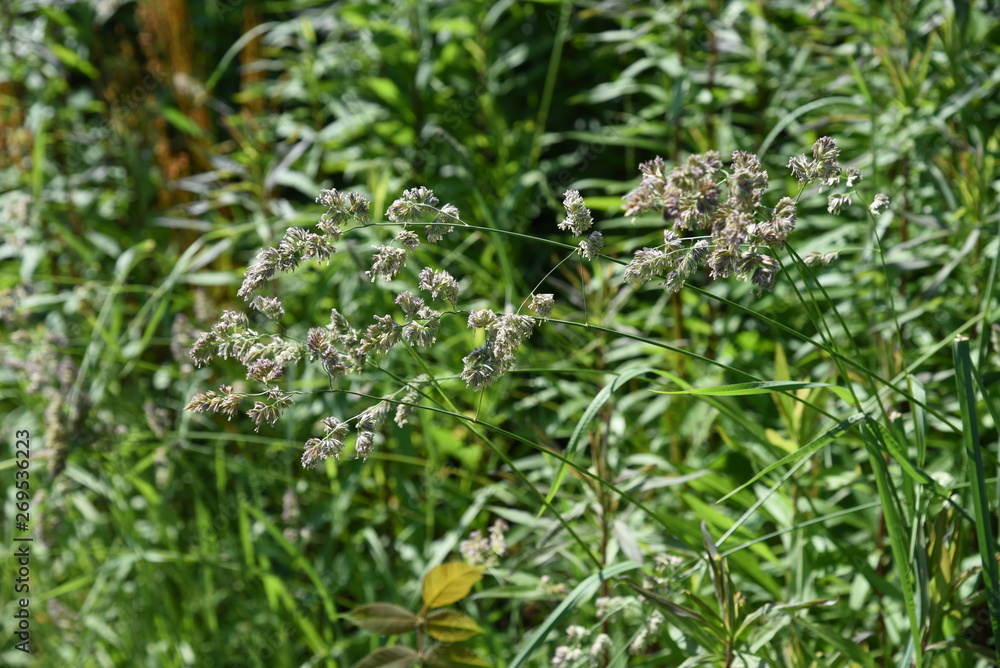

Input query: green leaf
[425,643,492,667]
[422,563,484,609]
[953,338,1000,650]
[426,609,482,642]
[785,618,877,668]
[347,603,420,635]
[734,598,836,640]
[508,561,640,667]
[864,417,950,496]
[860,422,922,666]
[653,380,853,403]
[181,271,241,286]
[718,413,865,503]
[627,581,726,649]
[205,21,277,92]
[50,43,99,79]
[541,368,654,517]
[352,646,419,668]
[162,106,205,138]
[363,76,415,124]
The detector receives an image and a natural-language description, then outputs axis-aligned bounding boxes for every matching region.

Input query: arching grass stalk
[185,137,950,664]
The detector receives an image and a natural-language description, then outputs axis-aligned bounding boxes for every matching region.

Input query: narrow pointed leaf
[541,368,654,517]
[509,561,640,668]
[626,582,726,649]
[653,380,853,403]
[954,338,1000,650]
[718,413,865,503]
[864,416,950,496]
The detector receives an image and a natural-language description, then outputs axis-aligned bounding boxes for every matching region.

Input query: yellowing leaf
[347,603,420,635]
[765,427,798,454]
[426,609,482,642]
[425,643,492,667]
[352,645,419,668]
[422,563,484,609]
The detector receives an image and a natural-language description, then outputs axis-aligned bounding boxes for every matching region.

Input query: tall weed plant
[2,0,998,666]
[187,131,997,666]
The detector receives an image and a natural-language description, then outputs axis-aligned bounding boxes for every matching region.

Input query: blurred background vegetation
[1,0,999,666]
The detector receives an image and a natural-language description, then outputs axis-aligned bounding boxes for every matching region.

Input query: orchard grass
[1,2,997,667]
[186,137,996,667]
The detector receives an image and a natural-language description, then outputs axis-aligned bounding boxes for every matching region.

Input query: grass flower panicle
[249,295,285,321]
[787,136,843,188]
[394,291,425,318]
[787,154,815,184]
[460,519,509,567]
[246,358,283,382]
[661,239,709,294]
[619,139,854,296]
[418,267,460,304]
[328,308,364,356]
[491,314,535,358]
[528,293,555,320]
[559,189,594,236]
[707,246,739,280]
[366,245,408,282]
[386,187,459,242]
[246,386,294,432]
[628,611,664,655]
[729,150,769,207]
[827,192,852,214]
[461,313,536,389]
[578,230,604,260]
[662,229,683,250]
[425,203,459,242]
[460,345,501,389]
[393,377,427,428]
[468,308,498,329]
[623,248,674,285]
[803,251,839,266]
[185,384,245,419]
[551,645,584,667]
[403,315,440,347]
[358,314,403,355]
[192,140,868,466]
[395,229,420,250]
[238,227,336,300]
[386,186,439,222]
[758,196,796,249]
[354,400,389,461]
[317,187,371,232]
[590,634,612,664]
[306,327,349,379]
[846,166,863,187]
[870,193,890,214]
[301,416,350,469]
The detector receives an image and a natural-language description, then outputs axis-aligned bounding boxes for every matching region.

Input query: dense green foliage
[1,0,999,666]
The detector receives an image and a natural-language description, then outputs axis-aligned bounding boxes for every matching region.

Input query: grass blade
[953,337,1000,650]
[718,413,865,503]
[508,561,640,668]
[540,367,654,516]
[652,379,852,403]
[861,421,923,666]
